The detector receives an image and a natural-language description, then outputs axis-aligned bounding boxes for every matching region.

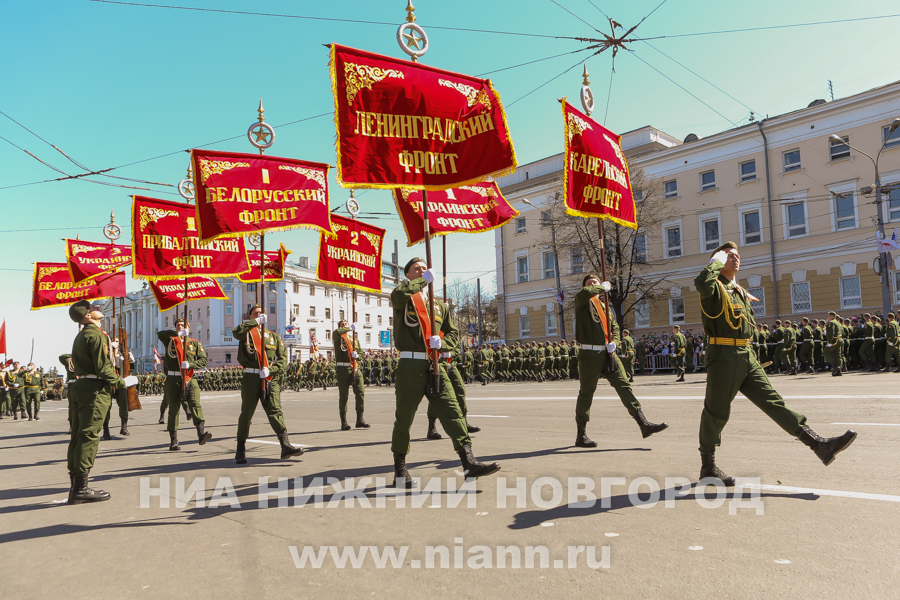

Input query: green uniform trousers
[23,387,41,417]
[429,362,468,421]
[779,345,797,370]
[885,343,900,369]
[392,358,470,454]
[576,349,642,423]
[699,346,806,452]
[9,389,23,413]
[67,379,113,474]
[823,343,842,369]
[165,376,204,432]
[860,339,875,364]
[104,386,129,426]
[337,366,365,415]
[237,374,287,440]
[622,355,634,379]
[0,389,8,414]
[798,342,813,370]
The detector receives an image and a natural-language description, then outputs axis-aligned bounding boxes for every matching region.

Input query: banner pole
[597,218,616,374]
[422,190,440,389]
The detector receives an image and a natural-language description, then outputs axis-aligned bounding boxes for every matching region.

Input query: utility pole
[476,278,483,345]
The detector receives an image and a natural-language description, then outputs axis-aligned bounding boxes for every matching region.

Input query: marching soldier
[672,326,687,382]
[574,273,668,447]
[824,312,844,376]
[885,313,900,372]
[390,258,499,488]
[157,319,213,451]
[798,317,815,374]
[66,300,137,504]
[22,363,45,421]
[779,320,797,375]
[333,319,368,430]
[619,330,635,383]
[232,304,304,464]
[694,242,856,485]
[8,362,25,419]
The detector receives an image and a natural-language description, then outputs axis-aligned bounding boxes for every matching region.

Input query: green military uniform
[695,259,807,453]
[874,318,887,370]
[8,366,25,418]
[59,354,76,430]
[21,368,46,420]
[823,316,844,375]
[798,321,815,373]
[860,316,876,369]
[334,326,366,428]
[157,329,210,448]
[672,331,687,379]
[884,315,900,372]
[619,334,635,380]
[779,322,797,374]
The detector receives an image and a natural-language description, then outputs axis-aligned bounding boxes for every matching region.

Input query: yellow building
[497,81,900,341]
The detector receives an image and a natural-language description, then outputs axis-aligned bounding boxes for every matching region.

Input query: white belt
[244,368,260,374]
[580,344,607,352]
[399,351,428,360]
[336,362,352,367]
[76,374,99,379]
[166,371,184,376]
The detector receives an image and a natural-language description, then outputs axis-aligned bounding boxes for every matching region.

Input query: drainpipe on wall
[757,119,780,319]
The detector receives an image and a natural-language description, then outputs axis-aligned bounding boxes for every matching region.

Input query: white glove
[442,352,451,359]
[351,351,359,358]
[606,342,617,353]
[711,250,728,265]
[826,343,833,348]
[259,366,270,379]
[13,384,19,388]
[599,281,612,292]
[422,269,435,284]
[350,323,356,331]
[178,329,188,337]
[256,314,267,325]
[123,375,138,388]
[429,335,442,349]
[111,341,119,350]
[180,361,190,370]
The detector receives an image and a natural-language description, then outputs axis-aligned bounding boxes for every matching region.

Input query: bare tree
[448,276,499,344]
[539,168,676,330]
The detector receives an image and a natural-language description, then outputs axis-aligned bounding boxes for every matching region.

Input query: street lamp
[522,197,566,340]
[830,117,900,316]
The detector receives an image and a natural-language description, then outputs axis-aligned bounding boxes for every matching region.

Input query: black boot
[797,425,857,466]
[340,413,351,431]
[278,432,304,459]
[158,408,165,424]
[392,453,417,489]
[575,422,597,448]
[119,417,129,436]
[355,412,370,429]
[457,443,500,479]
[102,423,112,441]
[466,419,481,433]
[832,366,843,377]
[235,438,247,464]
[426,418,442,440]
[169,430,180,451]
[34,413,40,421]
[69,471,111,505]
[676,369,685,382]
[699,449,735,486]
[788,367,797,376]
[633,410,669,439]
[196,421,212,445]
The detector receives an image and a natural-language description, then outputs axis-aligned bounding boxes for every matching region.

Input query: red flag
[392,181,519,246]
[31,264,126,310]
[238,243,292,283]
[0,321,6,354]
[149,277,228,312]
[316,214,385,294]
[131,195,251,280]
[65,239,132,283]
[562,100,637,229]
[329,44,517,190]
[191,149,333,241]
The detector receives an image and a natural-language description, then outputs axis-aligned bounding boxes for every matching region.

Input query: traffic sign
[467,324,477,334]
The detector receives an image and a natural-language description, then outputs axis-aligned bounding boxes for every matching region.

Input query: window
[325,329,331,340]
[309,285,316,296]
[634,189,644,202]
[783,149,801,172]
[225,353,231,363]
[570,248,584,274]
[339,309,345,320]
[664,180,678,198]
[665,225,682,258]
[389,316,394,326]
[742,210,762,245]
[542,251,556,279]
[519,314,531,337]
[702,218,720,251]
[635,301,649,328]
[293,282,300,293]
[224,280,233,292]
[748,287,765,317]
[830,135,850,161]
[888,188,900,222]
[840,276,862,310]
[363,313,371,325]
[269,303,276,318]
[365,333,371,344]
[165,316,168,327]
[377,298,383,307]
[269,282,276,292]
[515,217,527,234]
[517,255,529,283]
[540,211,551,229]
[894,272,900,305]
[700,171,716,191]
[545,312,558,336]
[884,125,900,149]
[833,193,856,230]
[247,283,256,292]
[365,295,370,305]
[791,281,812,313]
[225,303,233,316]
[310,306,316,317]
[189,310,193,322]
[292,304,299,315]
[785,202,807,238]
[377,315,382,326]
[339,290,344,299]
[325,308,331,320]
[634,233,647,263]
[739,160,756,182]
[669,297,685,324]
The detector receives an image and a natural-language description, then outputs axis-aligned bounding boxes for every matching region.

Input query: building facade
[497,81,900,342]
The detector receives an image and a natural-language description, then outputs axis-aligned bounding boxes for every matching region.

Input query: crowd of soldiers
[0,362,56,420]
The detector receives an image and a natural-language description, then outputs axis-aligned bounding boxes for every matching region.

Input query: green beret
[710,241,738,258]
[889,313,896,319]
[248,304,262,312]
[582,273,601,287]
[404,257,426,275]
[68,299,92,323]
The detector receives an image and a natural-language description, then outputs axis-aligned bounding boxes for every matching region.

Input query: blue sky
[2,0,898,366]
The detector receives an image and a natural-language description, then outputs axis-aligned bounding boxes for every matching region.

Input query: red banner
[131,195,250,280]
[316,214,385,294]
[149,277,228,312]
[329,44,517,191]
[191,148,333,241]
[238,243,292,283]
[392,181,519,246]
[31,263,126,311]
[562,100,637,229]
[65,239,132,283]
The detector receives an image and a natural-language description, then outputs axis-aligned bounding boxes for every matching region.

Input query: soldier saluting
[66,300,137,504]
[333,319,368,431]
[694,242,857,485]
[232,304,304,464]
[157,318,212,451]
